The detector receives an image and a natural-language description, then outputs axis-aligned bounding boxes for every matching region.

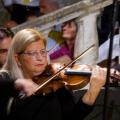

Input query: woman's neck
[65,39,75,50]
[23,71,33,79]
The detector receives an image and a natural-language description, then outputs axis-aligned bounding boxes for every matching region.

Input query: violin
[32,62,120,96]
[32,45,95,95]
[33,63,92,95]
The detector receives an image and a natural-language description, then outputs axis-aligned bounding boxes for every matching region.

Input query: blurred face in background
[4,20,17,28]
[62,21,77,41]
[39,0,59,15]
[0,37,12,67]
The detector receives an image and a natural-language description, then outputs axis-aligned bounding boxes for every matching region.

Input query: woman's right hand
[14,79,39,96]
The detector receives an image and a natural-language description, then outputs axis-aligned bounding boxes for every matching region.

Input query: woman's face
[17,40,48,78]
[62,21,77,40]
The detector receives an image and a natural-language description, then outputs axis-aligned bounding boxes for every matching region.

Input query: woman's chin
[34,69,45,76]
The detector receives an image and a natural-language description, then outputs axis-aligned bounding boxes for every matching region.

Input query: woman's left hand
[90,65,107,88]
[15,79,39,96]
[82,65,107,105]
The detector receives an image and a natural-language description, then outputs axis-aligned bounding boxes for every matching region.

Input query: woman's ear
[14,54,21,66]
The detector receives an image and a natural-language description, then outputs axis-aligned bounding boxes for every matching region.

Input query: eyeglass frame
[18,49,48,58]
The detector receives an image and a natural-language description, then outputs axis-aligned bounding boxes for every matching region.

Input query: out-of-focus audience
[1,0,120,70]
[3,0,40,24]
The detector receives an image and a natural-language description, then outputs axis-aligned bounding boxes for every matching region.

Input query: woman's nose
[35,52,43,60]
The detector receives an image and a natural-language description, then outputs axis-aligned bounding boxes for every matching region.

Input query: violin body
[33,63,91,95]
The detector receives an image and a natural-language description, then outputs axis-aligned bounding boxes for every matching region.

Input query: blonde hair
[2,28,47,80]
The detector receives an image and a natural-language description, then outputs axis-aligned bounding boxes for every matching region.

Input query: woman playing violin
[1,28,106,120]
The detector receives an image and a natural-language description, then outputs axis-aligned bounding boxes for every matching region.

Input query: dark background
[74,87,120,120]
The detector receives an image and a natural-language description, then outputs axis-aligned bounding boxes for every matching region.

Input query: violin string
[34,44,95,94]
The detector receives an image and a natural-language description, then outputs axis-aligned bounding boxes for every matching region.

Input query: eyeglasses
[21,49,47,58]
[0,49,8,54]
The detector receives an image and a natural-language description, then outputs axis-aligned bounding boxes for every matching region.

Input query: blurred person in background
[50,19,78,65]
[3,20,18,28]
[3,0,40,24]
[0,27,14,68]
[39,0,64,52]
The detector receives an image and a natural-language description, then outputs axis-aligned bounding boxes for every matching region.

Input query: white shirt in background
[97,34,120,63]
